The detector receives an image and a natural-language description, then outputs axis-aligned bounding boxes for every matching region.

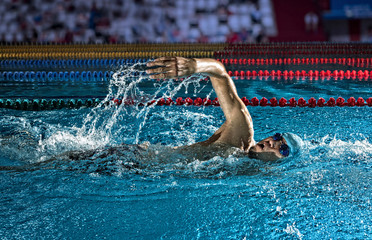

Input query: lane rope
[2,57,372,68]
[0,58,149,69]
[2,69,372,81]
[228,69,372,80]
[1,97,371,110]
[219,58,372,67]
[3,43,371,59]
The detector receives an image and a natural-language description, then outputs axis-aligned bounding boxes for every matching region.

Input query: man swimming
[146,57,301,161]
[0,57,301,174]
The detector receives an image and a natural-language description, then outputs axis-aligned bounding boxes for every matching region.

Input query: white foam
[308,134,372,161]
[284,222,304,239]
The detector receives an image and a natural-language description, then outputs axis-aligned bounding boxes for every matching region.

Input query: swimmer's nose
[263,141,271,148]
[267,139,280,149]
[268,140,274,148]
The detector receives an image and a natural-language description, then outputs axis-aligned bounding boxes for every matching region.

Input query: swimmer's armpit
[146,57,196,79]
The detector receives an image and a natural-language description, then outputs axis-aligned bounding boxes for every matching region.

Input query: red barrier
[218,58,372,67]
[226,70,372,80]
[112,97,371,107]
[214,43,372,56]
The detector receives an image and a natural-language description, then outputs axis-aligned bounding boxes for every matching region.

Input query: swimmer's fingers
[146,59,177,79]
[146,65,177,79]
[146,66,167,75]
[148,72,177,79]
[146,57,175,67]
[146,57,196,79]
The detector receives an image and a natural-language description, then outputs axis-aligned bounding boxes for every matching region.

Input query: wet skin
[147,57,290,162]
[249,136,288,161]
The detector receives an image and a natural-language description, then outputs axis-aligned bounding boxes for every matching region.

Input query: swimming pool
[1,43,372,239]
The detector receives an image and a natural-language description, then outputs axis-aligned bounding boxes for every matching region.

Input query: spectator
[226,29,241,43]
[238,27,251,43]
[0,0,270,43]
[305,11,319,33]
[216,19,230,42]
[197,33,209,43]
[188,22,201,43]
[366,26,372,42]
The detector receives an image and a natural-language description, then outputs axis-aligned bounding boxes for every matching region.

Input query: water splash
[37,63,209,156]
[306,135,372,164]
[284,222,303,240]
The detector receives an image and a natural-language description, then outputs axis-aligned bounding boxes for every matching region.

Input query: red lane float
[220,43,372,51]
[215,43,372,56]
[215,50,372,56]
[226,70,372,80]
[218,58,372,67]
[112,97,372,107]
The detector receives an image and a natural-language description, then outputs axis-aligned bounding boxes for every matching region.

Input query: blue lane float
[0,58,150,69]
[0,70,133,81]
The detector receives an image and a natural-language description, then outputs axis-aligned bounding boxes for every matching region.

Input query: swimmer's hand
[146,57,196,79]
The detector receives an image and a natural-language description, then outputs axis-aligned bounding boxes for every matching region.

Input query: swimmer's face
[249,135,288,161]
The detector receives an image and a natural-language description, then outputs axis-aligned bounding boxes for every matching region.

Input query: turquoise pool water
[0,68,371,239]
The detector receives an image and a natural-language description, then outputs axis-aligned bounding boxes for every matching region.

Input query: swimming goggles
[273,133,290,157]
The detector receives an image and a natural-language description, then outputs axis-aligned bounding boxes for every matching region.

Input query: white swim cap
[282,132,303,157]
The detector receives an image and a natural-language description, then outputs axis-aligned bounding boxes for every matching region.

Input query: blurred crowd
[0,0,274,43]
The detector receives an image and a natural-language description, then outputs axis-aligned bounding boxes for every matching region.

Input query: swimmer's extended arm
[147,57,249,121]
[147,57,254,149]
[193,58,244,123]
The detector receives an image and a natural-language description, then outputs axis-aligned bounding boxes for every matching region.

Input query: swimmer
[0,57,301,174]
[146,57,301,161]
